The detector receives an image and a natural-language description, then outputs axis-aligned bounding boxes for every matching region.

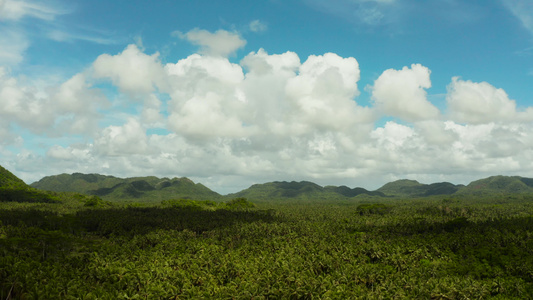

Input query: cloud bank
[2,29,533,193]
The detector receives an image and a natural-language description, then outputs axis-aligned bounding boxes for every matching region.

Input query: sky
[1,0,533,194]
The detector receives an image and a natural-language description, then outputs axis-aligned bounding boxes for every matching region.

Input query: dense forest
[2,166,533,298]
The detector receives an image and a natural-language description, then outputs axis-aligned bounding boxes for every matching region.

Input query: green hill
[377,179,462,197]
[458,175,533,195]
[0,165,58,203]
[226,181,384,201]
[31,173,221,202]
[0,165,27,190]
[323,185,386,197]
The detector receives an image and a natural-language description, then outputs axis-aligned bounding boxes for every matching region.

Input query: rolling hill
[226,181,384,201]
[458,175,533,195]
[376,179,463,197]
[31,173,221,202]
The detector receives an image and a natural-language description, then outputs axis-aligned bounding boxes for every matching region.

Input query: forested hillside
[376,179,463,197]
[226,181,384,201]
[458,175,533,195]
[33,173,533,202]
[31,173,221,202]
[0,165,58,203]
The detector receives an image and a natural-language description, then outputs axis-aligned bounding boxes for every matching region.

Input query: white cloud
[0,67,55,133]
[141,94,164,127]
[0,0,65,21]
[51,73,106,134]
[92,44,165,96]
[175,28,246,57]
[164,54,247,140]
[370,64,440,122]
[249,20,267,32]
[446,77,533,124]
[161,48,370,142]
[6,28,533,194]
[0,68,105,136]
[414,120,457,147]
[285,53,367,132]
[94,119,149,156]
[47,29,118,45]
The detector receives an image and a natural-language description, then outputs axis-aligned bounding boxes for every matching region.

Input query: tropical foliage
[3,166,533,298]
[1,194,533,298]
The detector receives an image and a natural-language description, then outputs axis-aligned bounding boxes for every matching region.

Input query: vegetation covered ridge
[27,171,533,201]
[30,172,221,203]
[227,180,386,201]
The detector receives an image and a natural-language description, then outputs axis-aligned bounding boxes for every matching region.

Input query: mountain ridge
[26,171,533,201]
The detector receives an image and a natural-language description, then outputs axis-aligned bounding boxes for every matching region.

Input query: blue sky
[1,0,533,193]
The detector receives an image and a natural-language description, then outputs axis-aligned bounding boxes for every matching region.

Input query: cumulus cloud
[92,44,165,96]
[0,67,55,133]
[285,53,366,132]
[6,28,533,194]
[175,28,246,57]
[164,54,247,140]
[0,68,105,136]
[371,64,440,122]
[162,47,370,141]
[94,119,149,156]
[446,77,533,124]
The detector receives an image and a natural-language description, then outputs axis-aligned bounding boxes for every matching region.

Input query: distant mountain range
[1,164,533,203]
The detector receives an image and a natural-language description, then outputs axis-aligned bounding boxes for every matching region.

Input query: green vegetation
[2,194,533,298]
[0,165,59,204]
[0,165,27,190]
[459,175,533,195]
[31,173,533,203]
[3,166,533,298]
[31,173,222,203]
[377,179,462,197]
[227,180,382,201]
